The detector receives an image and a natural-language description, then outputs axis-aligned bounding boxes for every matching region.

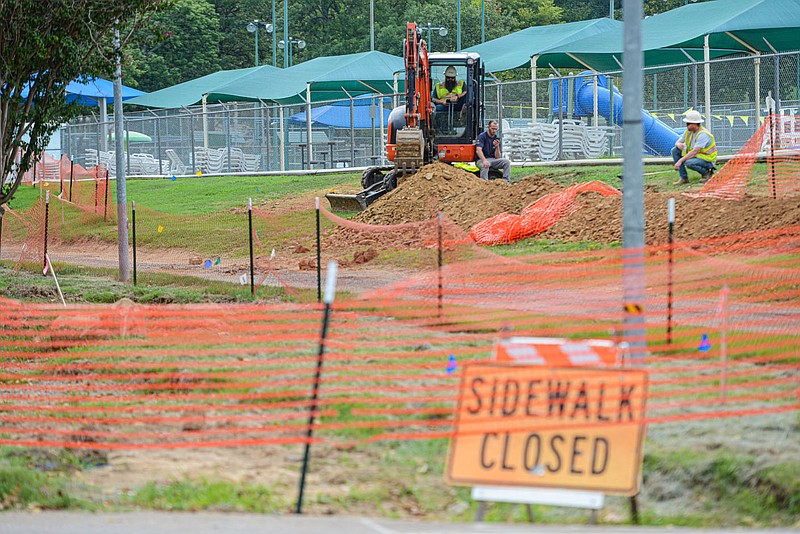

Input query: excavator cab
[428,55,483,156]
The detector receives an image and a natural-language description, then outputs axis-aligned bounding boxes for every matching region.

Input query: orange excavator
[326,22,487,211]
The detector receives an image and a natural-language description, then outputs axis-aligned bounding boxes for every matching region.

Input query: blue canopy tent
[65,77,145,105]
[288,96,393,128]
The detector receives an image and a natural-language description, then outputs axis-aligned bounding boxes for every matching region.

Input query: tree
[498,0,562,33]
[126,0,221,91]
[213,0,274,72]
[0,0,165,210]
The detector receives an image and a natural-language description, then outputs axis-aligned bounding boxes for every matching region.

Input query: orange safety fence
[687,113,800,201]
[1,224,797,450]
[469,181,622,246]
[19,153,113,216]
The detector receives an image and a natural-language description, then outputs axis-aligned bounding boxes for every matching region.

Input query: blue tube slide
[559,73,679,156]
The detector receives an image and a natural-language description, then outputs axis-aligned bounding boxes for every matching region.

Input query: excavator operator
[432,66,467,132]
[432,66,466,112]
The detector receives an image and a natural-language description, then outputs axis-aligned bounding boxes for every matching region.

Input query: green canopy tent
[205,51,404,104]
[464,18,623,123]
[537,0,800,123]
[125,65,281,108]
[125,52,404,167]
[464,18,623,74]
[539,0,800,70]
[205,51,404,168]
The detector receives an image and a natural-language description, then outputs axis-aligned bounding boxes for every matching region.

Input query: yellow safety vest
[435,80,464,100]
[682,126,717,163]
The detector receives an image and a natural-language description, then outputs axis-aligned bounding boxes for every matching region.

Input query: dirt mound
[538,190,800,245]
[353,163,800,244]
[355,162,564,229]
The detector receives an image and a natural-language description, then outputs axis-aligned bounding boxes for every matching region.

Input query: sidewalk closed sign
[446,363,647,495]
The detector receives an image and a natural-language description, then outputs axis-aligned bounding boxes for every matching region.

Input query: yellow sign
[446,363,647,495]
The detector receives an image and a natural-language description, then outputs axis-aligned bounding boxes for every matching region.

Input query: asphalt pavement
[0,512,797,534]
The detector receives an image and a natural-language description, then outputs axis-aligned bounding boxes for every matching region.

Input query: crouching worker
[475,120,511,183]
[672,110,717,185]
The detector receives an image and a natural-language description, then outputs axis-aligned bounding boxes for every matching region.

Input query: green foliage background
[126,0,700,91]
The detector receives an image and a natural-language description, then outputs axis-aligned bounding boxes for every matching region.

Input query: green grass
[0,448,95,511]
[0,261,305,304]
[127,478,283,513]
[489,238,619,256]
[642,447,800,525]
[6,172,362,215]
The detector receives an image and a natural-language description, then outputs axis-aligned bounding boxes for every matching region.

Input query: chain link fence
[61,51,799,175]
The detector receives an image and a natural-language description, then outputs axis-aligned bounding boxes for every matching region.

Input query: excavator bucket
[325,178,392,212]
[325,192,367,212]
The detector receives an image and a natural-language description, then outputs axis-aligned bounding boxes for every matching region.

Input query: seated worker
[672,110,717,185]
[432,66,467,128]
[475,120,511,183]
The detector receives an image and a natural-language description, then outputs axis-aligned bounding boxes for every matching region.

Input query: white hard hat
[444,66,457,77]
[684,110,704,124]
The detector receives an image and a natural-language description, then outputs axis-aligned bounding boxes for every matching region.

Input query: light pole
[420,23,447,52]
[481,0,485,43]
[271,0,277,66]
[246,20,274,67]
[279,37,307,67]
[370,0,374,51]
[456,0,461,51]
[283,0,289,69]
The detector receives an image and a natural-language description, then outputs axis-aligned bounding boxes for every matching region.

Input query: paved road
[0,512,796,534]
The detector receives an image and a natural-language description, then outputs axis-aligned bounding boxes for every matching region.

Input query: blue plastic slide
[553,73,679,156]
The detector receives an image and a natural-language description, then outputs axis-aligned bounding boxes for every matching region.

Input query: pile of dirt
[355,163,800,245]
[355,162,564,229]
[539,190,800,245]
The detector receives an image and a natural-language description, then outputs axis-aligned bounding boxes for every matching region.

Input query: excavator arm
[394,22,432,175]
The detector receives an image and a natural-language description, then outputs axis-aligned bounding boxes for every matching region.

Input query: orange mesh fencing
[18,153,114,219]
[1,224,797,450]
[688,113,800,201]
[470,181,622,245]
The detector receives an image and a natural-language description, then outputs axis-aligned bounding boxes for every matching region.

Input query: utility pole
[113,26,130,282]
[621,0,646,361]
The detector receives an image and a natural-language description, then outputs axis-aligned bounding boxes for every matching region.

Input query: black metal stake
[316,198,321,303]
[94,180,99,212]
[296,262,338,515]
[69,160,74,202]
[667,198,675,345]
[248,198,255,297]
[769,108,777,199]
[103,169,109,221]
[0,208,4,262]
[43,191,50,275]
[437,213,443,320]
[132,201,137,286]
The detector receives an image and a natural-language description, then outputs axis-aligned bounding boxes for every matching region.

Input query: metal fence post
[125,123,131,175]
[43,191,50,274]
[263,105,270,172]
[226,109,232,173]
[349,97,355,166]
[156,116,163,175]
[132,200,137,286]
[248,198,255,297]
[279,105,286,171]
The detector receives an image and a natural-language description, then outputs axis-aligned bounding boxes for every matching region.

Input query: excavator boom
[394,23,431,176]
